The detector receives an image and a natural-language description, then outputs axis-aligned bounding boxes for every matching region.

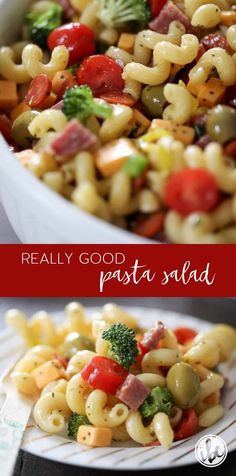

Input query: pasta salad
[5,303,236,449]
[1,0,236,243]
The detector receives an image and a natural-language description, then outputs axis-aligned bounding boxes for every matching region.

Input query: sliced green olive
[11,110,40,148]
[206,105,236,144]
[141,85,166,118]
[166,362,200,408]
[63,332,95,359]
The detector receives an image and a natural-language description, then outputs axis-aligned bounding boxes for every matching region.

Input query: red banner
[1,244,235,297]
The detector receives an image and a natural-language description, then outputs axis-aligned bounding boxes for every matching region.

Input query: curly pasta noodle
[163,83,196,124]
[34,391,71,433]
[123,34,198,86]
[189,48,236,86]
[86,389,129,428]
[0,46,31,83]
[99,103,133,144]
[66,373,93,415]
[142,349,180,374]
[29,110,68,139]
[66,350,96,379]
[191,4,222,28]
[22,44,69,79]
[184,0,228,17]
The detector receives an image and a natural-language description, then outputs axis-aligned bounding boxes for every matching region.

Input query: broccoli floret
[98,0,150,29]
[102,323,138,370]
[62,85,112,124]
[68,413,92,439]
[26,3,63,49]
[140,386,173,419]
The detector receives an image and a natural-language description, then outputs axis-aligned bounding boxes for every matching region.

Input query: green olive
[11,110,40,148]
[206,105,236,144]
[141,85,166,118]
[63,332,95,359]
[166,362,200,408]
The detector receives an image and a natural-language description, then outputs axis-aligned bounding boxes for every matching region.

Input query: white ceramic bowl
[0,0,151,244]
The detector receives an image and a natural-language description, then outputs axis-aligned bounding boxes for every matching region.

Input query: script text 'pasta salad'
[5,303,236,448]
[1,0,236,242]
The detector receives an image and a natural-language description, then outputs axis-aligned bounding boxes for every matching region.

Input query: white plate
[0,307,236,471]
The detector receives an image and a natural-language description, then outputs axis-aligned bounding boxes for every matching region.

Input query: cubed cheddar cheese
[221,11,236,26]
[118,33,136,53]
[94,138,138,177]
[149,119,195,145]
[31,359,64,389]
[10,101,31,121]
[131,109,151,138]
[187,81,203,98]
[0,81,18,110]
[77,425,113,447]
[169,64,183,80]
[197,78,226,108]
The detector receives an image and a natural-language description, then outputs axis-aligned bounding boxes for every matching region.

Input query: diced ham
[149,1,198,34]
[55,0,75,20]
[51,119,97,161]
[116,374,150,410]
[51,100,63,110]
[141,321,166,349]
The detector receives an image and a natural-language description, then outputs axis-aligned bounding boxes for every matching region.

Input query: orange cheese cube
[10,101,31,121]
[94,138,138,176]
[149,119,195,145]
[77,426,112,447]
[131,109,151,137]
[31,359,64,389]
[221,11,236,26]
[187,81,203,97]
[197,78,226,108]
[118,33,136,53]
[0,81,18,110]
[170,64,182,80]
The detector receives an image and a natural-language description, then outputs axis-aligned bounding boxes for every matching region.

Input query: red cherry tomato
[47,23,96,66]
[201,34,231,52]
[0,114,12,142]
[81,356,128,394]
[99,91,137,107]
[148,0,167,17]
[25,75,52,108]
[136,340,150,368]
[174,327,198,345]
[174,409,198,441]
[164,169,220,216]
[77,55,124,96]
[133,212,165,238]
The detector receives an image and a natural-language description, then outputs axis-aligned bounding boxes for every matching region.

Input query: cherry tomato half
[174,409,198,441]
[47,23,96,66]
[81,356,128,394]
[25,74,52,108]
[77,55,124,97]
[164,169,219,216]
[174,327,198,345]
[148,0,167,17]
[133,212,165,238]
